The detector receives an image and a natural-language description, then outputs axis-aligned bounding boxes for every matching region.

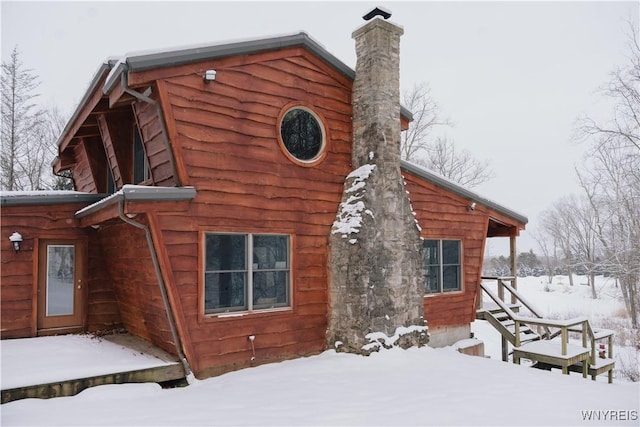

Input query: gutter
[75,185,196,218]
[117,200,194,383]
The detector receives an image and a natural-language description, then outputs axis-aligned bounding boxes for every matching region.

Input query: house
[1,14,527,379]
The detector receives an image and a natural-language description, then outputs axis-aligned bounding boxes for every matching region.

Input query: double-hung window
[423,239,462,294]
[204,233,290,314]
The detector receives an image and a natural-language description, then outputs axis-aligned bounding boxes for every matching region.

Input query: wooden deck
[477,277,616,383]
[1,334,186,404]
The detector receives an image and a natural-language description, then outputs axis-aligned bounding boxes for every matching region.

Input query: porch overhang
[75,185,196,227]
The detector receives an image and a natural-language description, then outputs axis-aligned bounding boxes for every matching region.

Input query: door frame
[36,238,87,335]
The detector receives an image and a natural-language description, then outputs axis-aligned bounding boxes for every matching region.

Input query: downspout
[119,72,182,186]
[117,200,194,383]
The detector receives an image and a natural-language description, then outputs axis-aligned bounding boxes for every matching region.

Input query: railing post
[498,279,505,303]
[509,236,517,305]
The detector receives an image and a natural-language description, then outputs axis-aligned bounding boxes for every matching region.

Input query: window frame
[133,125,151,184]
[276,102,328,167]
[423,239,463,295]
[202,231,292,316]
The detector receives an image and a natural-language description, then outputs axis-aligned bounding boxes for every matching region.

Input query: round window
[279,107,325,162]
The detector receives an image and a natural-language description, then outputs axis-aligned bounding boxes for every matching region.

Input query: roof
[0,191,105,207]
[400,160,528,225]
[75,185,196,218]
[57,32,412,149]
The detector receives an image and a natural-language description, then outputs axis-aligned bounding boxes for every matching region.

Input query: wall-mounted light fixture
[9,231,23,252]
[204,69,217,83]
[467,202,476,212]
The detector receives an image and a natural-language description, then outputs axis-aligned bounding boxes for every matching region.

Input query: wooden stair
[477,277,615,383]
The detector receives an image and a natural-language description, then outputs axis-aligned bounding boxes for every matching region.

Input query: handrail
[479,282,521,320]
[499,281,545,319]
[479,279,615,380]
[480,281,588,355]
[481,277,551,337]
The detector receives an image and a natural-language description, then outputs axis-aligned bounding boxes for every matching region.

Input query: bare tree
[1,46,41,190]
[539,199,576,287]
[575,22,640,153]
[566,194,601,299]
[533,228,557,284]
[414,137,494,188]
[572,22,640,326]
[39,106,71,189]
[401,83,493,188]
[1,47,69,191]
[401,82,450,161]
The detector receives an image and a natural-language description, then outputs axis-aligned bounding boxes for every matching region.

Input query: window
[279,107,325,162]
[107,167,115,194]
[133,126,150,184]
[423,240,462,294]
[204,233,290,314]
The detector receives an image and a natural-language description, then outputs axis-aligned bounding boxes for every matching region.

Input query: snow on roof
[102,31,344,95]
[74,185,196,218]
[0,190,104,206]
[400,160,528,225]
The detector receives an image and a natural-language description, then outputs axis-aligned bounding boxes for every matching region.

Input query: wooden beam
[510,235,517,304]
[78,203,120,227]
[97,110,134,188]
[155,79,190,186]
[59,92,109,154]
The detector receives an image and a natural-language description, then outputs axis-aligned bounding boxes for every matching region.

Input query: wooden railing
[481,276,551,337]
[478,277,615,382]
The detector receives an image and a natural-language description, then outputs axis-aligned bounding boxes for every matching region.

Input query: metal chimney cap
[363,7,392,21]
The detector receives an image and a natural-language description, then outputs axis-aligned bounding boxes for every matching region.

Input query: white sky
[2,1,638,253]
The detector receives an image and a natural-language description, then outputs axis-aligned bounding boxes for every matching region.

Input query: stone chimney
[327,13,427,354]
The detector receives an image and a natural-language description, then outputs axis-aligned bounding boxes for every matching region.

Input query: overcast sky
[2,1,638,253]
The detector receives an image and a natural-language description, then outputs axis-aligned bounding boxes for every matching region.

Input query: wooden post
[509,235,517,304]
[502,336,508,362]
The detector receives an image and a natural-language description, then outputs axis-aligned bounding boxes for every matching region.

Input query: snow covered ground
[1,334,175,390]
[2,275,638,426]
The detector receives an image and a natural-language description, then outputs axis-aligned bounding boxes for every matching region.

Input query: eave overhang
[1,191,105,207]
[101,32,413,121]
[75,185,197,220]
[400,160,528,228]
[56,32,415,171]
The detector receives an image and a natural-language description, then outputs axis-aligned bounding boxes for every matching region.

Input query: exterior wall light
[204,70,216,83]
[9,231,22,252]
[467,202,477,212]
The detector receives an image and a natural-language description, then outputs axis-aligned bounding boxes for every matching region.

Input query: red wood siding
[132,98,175,186]
[403,171,488,329]
[150,48,353,376]
[0,204,121,338]
[95,220,175,355]
[72,141,98,193]
[83,136,110,193]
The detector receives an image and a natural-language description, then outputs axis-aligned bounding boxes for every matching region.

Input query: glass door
[37,240,85,332]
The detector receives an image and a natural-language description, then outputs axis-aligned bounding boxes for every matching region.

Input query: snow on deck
[0,334,175,389]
